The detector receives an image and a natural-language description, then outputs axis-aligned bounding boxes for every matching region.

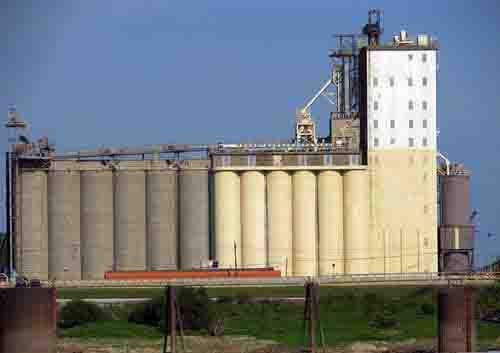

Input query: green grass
[59,320,162,339]
[57,287,500,348]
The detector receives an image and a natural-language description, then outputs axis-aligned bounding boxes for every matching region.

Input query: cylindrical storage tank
[20,171,48,280]
[292,171,317,276]
[147,169,178,270]
[81,170,114,279]
[440,175,470,226]
[318,170,344,276]
[114,170,147,271]
[214,171,241,268]
[343,170,370,274]
[179,169,210,269]
[240,171,266,268]
[267,171,293,275]
[48,171,81,280]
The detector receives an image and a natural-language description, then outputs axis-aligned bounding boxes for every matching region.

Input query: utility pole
[302,281,324,353]
[233,241,237,269]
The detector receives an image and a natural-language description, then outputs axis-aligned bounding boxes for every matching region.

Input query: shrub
[369,304,399,329]
[235,291,251,304]
[58,299,109,328]
[128,287,213,331]
[360,292,382,317]
[418,302,435,315]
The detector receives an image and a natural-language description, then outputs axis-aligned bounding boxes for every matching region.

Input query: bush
[128,287,213,331]
[418,302,435,315]
[369,304,399,329]
[235,291,251,304]
[58,299,109,328]
[360,292,382,317]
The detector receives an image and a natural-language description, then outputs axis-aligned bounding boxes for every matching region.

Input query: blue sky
[2,1,499,265]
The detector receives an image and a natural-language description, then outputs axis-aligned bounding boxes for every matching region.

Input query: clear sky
[2,1,499,266]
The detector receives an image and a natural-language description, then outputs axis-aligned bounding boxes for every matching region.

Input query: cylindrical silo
[292,171,317,276]
[147,169,178,270]
[240,171,266,268]
[81,170,114,280]
[214,171,241,268]
[318,170,344,276]
[343,170,370,274]
[267,171,293,275]
[48,170,81,280]
[20,171,48,280]
[179,169,210,269]
[114,170,147,271]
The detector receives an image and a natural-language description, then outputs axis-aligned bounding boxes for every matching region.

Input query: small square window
[423,119,428,128]
[389,77,395,87]
[409,137,415,147]
[390,120,395,128]
[422,77,428,86]
[409,120,414,128]
[374,101,379,111]
[373,77,378,87]
[422,137,428,147]
[373,120,378,128]
[390,137,396,145]
[374,138,379,147]
[408,77,413,87]
[408,54,413,61]
[422,53,427,62]
[408,100,414,110]
[422,101,428,110]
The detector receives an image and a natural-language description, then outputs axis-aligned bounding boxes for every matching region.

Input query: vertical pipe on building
[81,170,114,280]
[4,152,11,276]
[343,170,369,274]
[438,173,476,353]
[318,170,344,275]
[214,171,241,268]
[267,171,293,275]
[240,171,266,268]
[292,171,317,276]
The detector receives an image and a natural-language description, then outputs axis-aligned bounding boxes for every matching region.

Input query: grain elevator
[3,11,455,281]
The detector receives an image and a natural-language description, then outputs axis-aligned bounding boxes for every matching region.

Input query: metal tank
[81,170,114,279]
[318,170,344,276]
[146,169,178,270]
[266,171,293,275]
[292,171,317,276]
[214,171,241,268]
[179,168,210,269]
[114,170,147,271]
[19,171,48,280]
[343,170,369,274]
[240,171,266,268]
[47,170,81,280]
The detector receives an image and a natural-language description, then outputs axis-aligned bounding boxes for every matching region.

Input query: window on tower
[409,120,414,128]
[409,137,415,147]
[390,120,395,128]
[408,100,414,110]
[422,53,427,62]
[422,101,428,110]
[422,77,428,86]
[373,77,378,87]
[389,77,395,87]
[373,120,378,128]
[374,137,379,147]
[408,54,413,61]
[408,77,413,87]
[390,137,396,145]
[374,101,379,110]
[422,137,428,147]
[423,119,428,128]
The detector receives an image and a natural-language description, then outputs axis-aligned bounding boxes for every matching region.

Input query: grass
[57,286,500,348]
[59,320,162,339]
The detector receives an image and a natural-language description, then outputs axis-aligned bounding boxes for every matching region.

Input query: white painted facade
[367,49,437,151]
